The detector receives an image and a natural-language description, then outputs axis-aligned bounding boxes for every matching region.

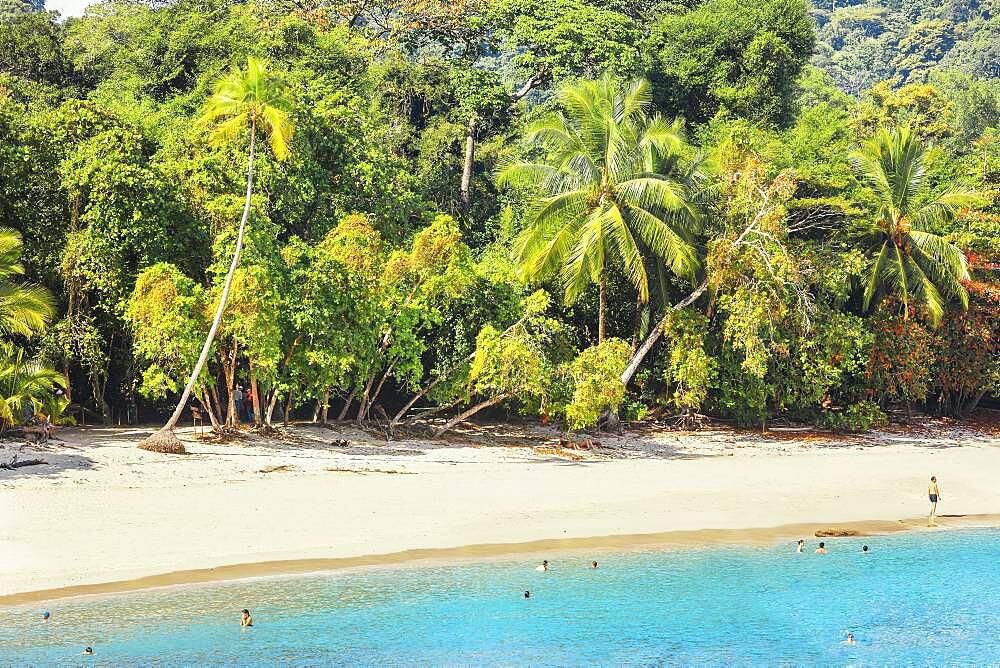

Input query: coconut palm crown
[199,56,294,160]
[850,125,982,325]
[498,76,701,342]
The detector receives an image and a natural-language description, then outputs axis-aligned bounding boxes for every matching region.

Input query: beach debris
[331,439,351,447]
[324,466,413,475]
[257,464,295,473]
[558,436,601,450]
[814,528,860,537]
[534,445,588,461]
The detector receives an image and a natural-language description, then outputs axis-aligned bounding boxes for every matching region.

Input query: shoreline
[3,422,999,607]
[4,513,998,607]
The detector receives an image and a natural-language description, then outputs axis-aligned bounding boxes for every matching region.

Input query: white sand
[1,420,998,598]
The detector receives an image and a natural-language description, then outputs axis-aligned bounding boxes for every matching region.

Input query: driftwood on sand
[0,444,46,470]
[1,458,46,469]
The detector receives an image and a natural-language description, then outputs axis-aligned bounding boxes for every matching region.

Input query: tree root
[137,429,187,454]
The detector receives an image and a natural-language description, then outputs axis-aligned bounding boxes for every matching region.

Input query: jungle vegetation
[0,0,997,446]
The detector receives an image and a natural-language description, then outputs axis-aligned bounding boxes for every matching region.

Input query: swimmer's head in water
[819,542,825,548]
[592,561,598,568]
[523,590,530,598]
[542,560,548,566]
[42,611,50,619]
[242,609,250,615]
[797,539,804,544]
[847,633,854,641]
[83,647,94,655]
[863,545,869,552]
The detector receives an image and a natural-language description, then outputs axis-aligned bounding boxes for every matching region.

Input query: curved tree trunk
[140,121,257,450]
[250,369,262,427]
[433,393,511,438]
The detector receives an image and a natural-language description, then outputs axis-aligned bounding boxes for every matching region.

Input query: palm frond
[561,207,607,304]
[0,228,26,279]
[911,187,985,230]
[625,204,700,280]
[614,175,688,216]
[0,283,55,337]
[863,241,891,311]
[603,204,648,301]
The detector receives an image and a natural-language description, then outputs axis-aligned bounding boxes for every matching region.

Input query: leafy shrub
[620,397,650,423]
[818,400,888,433]
[563,338,631,431]
[866,310,934,408]
[932,283,1000,416]
[661,309,717,414]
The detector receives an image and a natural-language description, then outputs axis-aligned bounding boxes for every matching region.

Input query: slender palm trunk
[598,274,607,344]
[460,117,476,213]
[159,121,257,433]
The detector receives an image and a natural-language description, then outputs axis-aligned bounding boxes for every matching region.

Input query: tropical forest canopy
[0,0,997,436]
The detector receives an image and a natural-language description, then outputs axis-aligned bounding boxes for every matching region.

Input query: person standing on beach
[928,476,942,526]
[234,386,244,424]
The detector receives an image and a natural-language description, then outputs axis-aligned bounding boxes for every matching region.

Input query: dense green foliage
[0,0,997,437]
[812,0,1000,94]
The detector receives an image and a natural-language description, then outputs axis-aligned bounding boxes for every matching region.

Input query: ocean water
[3,529,999,666]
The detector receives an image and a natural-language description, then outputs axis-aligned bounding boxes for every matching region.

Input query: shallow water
[3,529,999,665]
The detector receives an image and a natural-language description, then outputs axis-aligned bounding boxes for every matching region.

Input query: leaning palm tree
[850,126,982,325]
[139,57,294,453]
[498,76,701,343]
[0,228,55,337]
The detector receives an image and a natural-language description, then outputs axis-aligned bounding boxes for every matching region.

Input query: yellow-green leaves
[200,56,295,161]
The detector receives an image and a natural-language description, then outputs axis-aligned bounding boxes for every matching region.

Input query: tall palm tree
[498,76,700,343]
[0,228,55,337]
[140,57,294,453]
[850,125,982,325]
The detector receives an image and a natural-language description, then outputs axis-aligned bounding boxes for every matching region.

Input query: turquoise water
[3,529,999,665]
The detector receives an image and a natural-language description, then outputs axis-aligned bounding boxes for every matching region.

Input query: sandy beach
[2,418,999,604]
